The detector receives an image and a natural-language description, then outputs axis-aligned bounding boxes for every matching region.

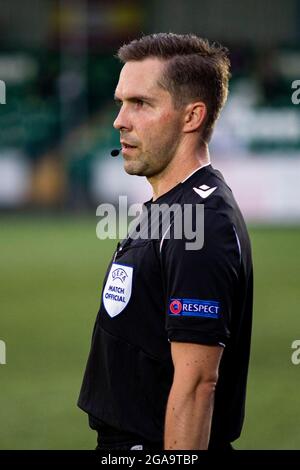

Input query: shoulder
[181,166,234,211]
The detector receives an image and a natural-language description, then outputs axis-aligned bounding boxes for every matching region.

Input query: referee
[78,33,253,451]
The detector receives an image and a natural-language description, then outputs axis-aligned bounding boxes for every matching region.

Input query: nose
[113,105,131,131]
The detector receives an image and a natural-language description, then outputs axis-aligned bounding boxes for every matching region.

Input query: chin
[123,161,146,177]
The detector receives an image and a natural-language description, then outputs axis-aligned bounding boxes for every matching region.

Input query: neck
[148,143,210,201]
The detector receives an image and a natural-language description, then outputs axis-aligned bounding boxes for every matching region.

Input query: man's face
[113,58,184,178]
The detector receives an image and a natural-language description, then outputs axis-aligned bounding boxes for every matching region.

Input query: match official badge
[103,263,133,318]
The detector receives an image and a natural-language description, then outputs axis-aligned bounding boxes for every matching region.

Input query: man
[78,33,253,451]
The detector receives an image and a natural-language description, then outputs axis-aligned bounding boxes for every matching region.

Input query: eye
[134,99,144,107]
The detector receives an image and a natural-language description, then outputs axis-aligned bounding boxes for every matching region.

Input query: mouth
[121,142,138,153]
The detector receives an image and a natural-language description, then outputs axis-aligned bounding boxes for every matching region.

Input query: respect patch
[168,298,221,318]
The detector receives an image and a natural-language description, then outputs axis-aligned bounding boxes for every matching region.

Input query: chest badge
[103,263,133,318]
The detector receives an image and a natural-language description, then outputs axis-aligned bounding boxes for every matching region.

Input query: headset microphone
[110,148,121,157]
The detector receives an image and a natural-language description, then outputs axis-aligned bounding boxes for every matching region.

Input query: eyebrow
[114,93,156,104]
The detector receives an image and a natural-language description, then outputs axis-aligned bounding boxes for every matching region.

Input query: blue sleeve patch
[168,298,221,319]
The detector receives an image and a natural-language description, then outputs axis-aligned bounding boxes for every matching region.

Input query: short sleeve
[161,208,240,347]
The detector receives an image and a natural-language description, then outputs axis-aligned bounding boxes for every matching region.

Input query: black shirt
[78,164,253,444]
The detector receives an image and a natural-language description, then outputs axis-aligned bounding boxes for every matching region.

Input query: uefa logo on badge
[169,299,182,315]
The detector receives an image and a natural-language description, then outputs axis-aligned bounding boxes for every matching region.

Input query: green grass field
[1,216,300,449]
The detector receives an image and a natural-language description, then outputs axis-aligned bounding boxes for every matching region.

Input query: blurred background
[0,0,300,449]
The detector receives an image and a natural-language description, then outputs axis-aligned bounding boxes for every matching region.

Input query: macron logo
[193,184,217,199]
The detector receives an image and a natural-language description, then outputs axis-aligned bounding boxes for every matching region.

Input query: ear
[182,102,207,133]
